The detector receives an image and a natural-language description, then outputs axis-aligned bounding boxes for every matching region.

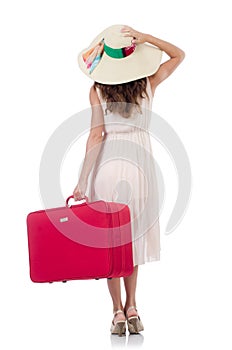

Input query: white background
[1,0,231,349]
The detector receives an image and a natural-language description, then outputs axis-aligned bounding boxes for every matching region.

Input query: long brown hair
[94,77,149,118]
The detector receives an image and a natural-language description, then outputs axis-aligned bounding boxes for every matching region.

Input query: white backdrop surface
[1,1,231,349]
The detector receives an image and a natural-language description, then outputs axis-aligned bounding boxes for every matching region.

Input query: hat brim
[78,34,163,84]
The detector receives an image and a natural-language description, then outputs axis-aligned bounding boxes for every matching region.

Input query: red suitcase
[26,195,133,283]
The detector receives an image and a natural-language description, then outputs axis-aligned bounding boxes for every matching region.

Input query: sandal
[125,306,144,334]
[110,309,126,337]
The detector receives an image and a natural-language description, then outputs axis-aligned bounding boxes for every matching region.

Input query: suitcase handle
[66,195,89,207]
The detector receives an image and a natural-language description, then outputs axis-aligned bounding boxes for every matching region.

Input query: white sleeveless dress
[86,77,161,266]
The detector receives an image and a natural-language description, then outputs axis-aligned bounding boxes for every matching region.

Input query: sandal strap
[126,305,138,317]
[113,309,124,317]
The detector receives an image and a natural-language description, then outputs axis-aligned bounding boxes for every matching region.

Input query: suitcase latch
[60,217,69,223]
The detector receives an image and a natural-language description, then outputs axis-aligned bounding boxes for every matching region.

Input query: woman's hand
[73,181,87,201]
[121,25,147,44]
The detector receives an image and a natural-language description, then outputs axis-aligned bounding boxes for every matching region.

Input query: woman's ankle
[113,304,124,313]
[124,300,136,310]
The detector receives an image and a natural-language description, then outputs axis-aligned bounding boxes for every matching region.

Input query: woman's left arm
[73,85,105,201]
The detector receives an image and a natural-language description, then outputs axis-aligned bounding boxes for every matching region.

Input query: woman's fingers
[74,192,83,201]
[121,26,142,44]
[73,181,87,201]
[73,187,83,201]
[121,26,134,36]
[121,25,133,32]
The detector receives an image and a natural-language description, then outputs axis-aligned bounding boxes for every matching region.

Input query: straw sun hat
[78,24,163,84]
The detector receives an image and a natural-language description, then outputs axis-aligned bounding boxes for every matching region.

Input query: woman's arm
[73,86,105,201]
[121,26,185,95]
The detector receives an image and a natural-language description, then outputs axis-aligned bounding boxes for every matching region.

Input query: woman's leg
[123,265,144,333]
[123,265,139,317]
[107,278,126,322]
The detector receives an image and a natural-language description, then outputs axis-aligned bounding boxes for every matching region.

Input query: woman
[73,25,185,336]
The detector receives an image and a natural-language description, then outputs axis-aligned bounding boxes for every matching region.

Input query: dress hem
[133,255,161,267]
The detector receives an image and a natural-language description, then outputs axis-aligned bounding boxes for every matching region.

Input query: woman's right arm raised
[121,26,185,95]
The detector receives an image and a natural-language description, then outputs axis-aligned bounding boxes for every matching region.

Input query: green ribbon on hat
[104,42,124,58]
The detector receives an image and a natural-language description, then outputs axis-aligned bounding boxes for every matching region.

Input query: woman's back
[95,77,154,135]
